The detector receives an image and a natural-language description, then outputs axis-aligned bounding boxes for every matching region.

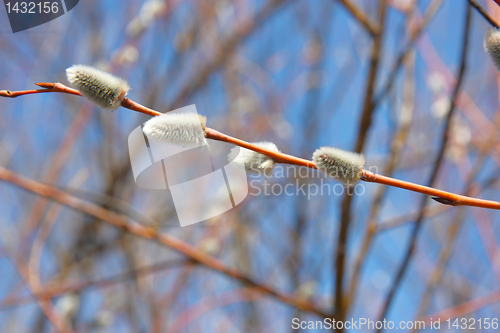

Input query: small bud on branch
[228,141,279,177]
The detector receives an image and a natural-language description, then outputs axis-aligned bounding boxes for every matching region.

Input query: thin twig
[375,170,500,232]
[353,2,387,155]
[335,1,387,324]
[361,170,500,209]
[2,83,500,210]
[0,166,331,319]
[468,0,500,29]
[336,0,379,35]
[376,205,450,232]
[373,0,444,106]
[421,289,500,324]
[121,97,162,117]
[0,82,162,117]
[7,251,72,332]
[376,5,472,329]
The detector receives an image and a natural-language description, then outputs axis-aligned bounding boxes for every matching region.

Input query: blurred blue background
[1,0,500,332]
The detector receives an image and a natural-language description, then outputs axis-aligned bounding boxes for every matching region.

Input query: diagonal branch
[421,289,500,324]
[1,259,193,309]
[0,82,161,117]
[0,166,331,319]
[373,0,444,107]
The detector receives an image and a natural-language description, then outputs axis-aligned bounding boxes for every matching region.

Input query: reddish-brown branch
[335,1,387,324]
[347,47,417,312]
[336,0,380,35]
[9,252,72,332]
[374,0,444,106]
[120,97,162,117]
[0,166,331,319]
[22,105,93,289]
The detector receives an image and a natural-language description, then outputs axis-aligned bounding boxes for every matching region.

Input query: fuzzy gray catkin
[142,112,207,146]
[484,28,500,72]
[228,142,279,177]
[312,146,365,184]
[66,65,130,110]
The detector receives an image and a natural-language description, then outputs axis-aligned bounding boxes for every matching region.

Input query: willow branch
[468,0,500,29]
[335,1,387,324]
[0,166,330,319]
[169,0,288,110]
[7,251,72,332]
[2,81,500,210]
[0,82,162,117]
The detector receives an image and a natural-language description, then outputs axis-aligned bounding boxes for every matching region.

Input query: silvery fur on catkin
[66,65,130,110]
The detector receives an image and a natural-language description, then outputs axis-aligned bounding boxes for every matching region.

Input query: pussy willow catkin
[484,28,500,72]
[312,146,365,184]
[66,65,130,110]
[228,141,279,177]
[142,112,207,146]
